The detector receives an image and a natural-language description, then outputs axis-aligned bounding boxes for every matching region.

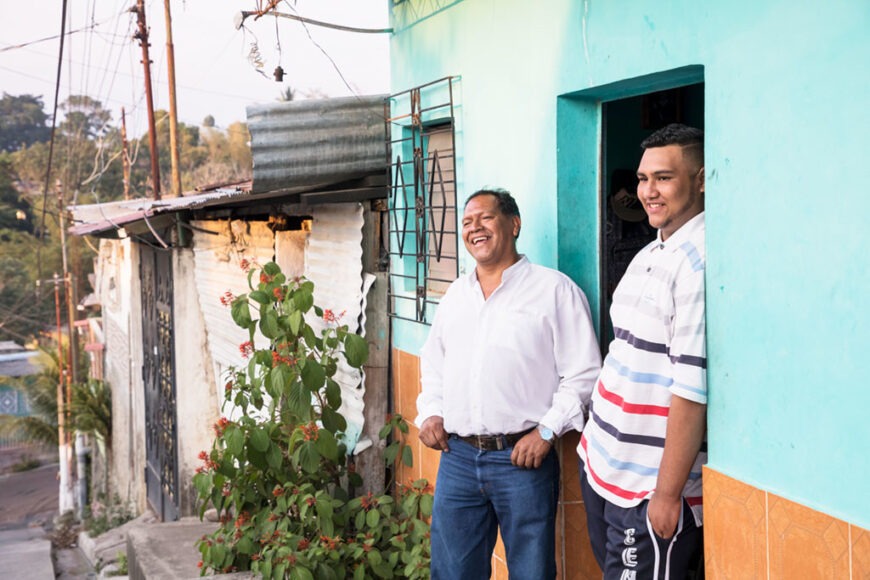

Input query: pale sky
[0,0,391,135]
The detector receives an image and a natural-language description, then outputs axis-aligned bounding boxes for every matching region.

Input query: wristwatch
[537,424,556,444]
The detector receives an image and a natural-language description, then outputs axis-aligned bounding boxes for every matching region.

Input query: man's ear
[512,216,521,239]
[697,166,705,194]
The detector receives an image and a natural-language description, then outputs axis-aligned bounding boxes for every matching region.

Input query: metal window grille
[385,76,458,324]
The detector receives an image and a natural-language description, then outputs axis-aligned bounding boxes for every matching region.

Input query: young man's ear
[512,216,521,239]
[697,166,705,194]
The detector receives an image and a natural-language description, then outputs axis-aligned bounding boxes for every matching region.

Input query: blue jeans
[430,435,560,580]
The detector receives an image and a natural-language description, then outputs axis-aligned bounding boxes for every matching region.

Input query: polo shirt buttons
[659,243,665,250]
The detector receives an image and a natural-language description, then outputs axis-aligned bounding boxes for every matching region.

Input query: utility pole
[56,181,77,513]
[47,272,75,513]
[163,0,182,197]
[121,107,131,200]
[132,0,161,200]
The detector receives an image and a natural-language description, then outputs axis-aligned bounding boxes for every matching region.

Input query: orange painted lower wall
[703,467,870,579]
[394,347,870,579]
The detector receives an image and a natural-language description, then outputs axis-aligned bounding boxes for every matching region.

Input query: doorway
[598,83,704,352]
[140,244,179,522]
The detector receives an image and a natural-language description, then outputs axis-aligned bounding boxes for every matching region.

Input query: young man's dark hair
[641,123,704,170]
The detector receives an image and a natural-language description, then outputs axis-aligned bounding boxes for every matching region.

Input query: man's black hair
[641,123,704,169]
[464,188,521,219]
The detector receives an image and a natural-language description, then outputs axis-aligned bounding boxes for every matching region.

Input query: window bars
[385,76,458,324]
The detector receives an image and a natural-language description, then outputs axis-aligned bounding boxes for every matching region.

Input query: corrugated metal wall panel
[247,95,387,194]
[302,203,368,450]
[191,220,275,396]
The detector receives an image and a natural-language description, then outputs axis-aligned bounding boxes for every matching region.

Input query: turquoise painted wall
[389,0,870,528]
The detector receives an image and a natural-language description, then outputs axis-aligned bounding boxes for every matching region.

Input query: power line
[0,20,110,54]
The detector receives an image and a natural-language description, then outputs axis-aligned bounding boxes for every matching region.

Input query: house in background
[68,95,392,522]
[385,0,869,577]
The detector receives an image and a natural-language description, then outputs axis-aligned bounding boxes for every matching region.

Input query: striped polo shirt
[578,212,707,524]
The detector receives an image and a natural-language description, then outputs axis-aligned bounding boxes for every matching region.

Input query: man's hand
[419,416,450,452]
[647,492,682,539]
[510,429,552,469]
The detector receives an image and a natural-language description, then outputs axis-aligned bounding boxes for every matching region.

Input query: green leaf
[321,407,346,433]
[355,509,366,530]
[353,564,365,580]
[378,423,392,440]
[343,334,369,368]
[288,310,303,335]
[250,427,270,452]
[384,442,399,465]
[193,472,212,497]
[236,535,255,555]
[266,442,283,470]
[263,261,281,276]
[293,288,314,312]
[225,426,244,456]
[269,365,287,398]
[420,493,434,517]
[301,360,325,391]
[288,382,312,419]
[401,444,413,467]
[366,508,381,528]
[325,379,342,409]
[259,309,279,338]
[247,447,268,470]
[314,430,339,461]
[298,441,321,473]
[231,297,252,328]
[249,290,270,304]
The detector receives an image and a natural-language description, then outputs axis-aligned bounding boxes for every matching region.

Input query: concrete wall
[99,239,147,513]
[172,248,221,517]
[389,0,870,574]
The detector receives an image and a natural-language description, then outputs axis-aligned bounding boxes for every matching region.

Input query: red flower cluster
[305,496,316,507]
[271,351,297,367]
[297,538,310,550]
[196,450,218,473]
[219,291,235,306]
[239,258,252,271]
[239,341,254,359]
[300,422,319,442]
[359,492,379,511]
[322,309,346,323]
[213,416,231,436]
[319,535,340,550]
[259,272,273,285]
[234,511,250,529]
[224,381,233,393]
[272,486,285,497]
[272,287,284,301]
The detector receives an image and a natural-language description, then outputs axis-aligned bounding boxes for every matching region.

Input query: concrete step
[0,526,54,580]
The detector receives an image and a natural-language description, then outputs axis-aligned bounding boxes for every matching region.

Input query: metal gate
[140,245,179,521]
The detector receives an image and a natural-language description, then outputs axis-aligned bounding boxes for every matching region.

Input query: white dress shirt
[416,256,602,436]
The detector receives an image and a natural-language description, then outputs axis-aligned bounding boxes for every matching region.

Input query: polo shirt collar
[654,211,705,250]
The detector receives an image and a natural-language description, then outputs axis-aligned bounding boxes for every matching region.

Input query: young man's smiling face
[637,144,705,240]
[461,194,521,270]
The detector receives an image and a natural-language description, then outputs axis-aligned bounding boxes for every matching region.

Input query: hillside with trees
[0,92,252,343]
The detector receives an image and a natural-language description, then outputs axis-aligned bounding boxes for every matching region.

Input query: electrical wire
[38,0,71,284]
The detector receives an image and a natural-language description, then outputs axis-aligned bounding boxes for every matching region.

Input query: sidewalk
[0,526,54,580]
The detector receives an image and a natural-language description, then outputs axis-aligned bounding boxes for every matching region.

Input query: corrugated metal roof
[247,95,387,194]
[68,182,252,237]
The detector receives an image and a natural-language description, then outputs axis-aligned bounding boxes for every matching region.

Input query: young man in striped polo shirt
[578,124,706,579]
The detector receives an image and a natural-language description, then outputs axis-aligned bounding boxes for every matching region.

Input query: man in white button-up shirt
[417,189,601,579]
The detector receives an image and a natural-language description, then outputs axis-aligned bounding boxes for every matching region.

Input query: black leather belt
[454,427,535,451]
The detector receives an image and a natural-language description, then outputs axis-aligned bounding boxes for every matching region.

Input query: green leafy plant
[82,493,135,537]
[194,261,432,579]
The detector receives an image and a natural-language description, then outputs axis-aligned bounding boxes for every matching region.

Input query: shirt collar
[468,255,530,287]
[654,211,705,250]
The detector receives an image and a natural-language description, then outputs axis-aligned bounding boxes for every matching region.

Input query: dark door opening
[599,84,704,353]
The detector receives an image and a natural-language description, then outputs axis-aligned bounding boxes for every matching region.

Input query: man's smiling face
[461,194,520,269]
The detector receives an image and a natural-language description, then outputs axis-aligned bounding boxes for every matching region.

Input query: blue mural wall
[388,0,870,528]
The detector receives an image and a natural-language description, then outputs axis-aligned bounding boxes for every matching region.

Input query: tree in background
[0,93,50,153]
